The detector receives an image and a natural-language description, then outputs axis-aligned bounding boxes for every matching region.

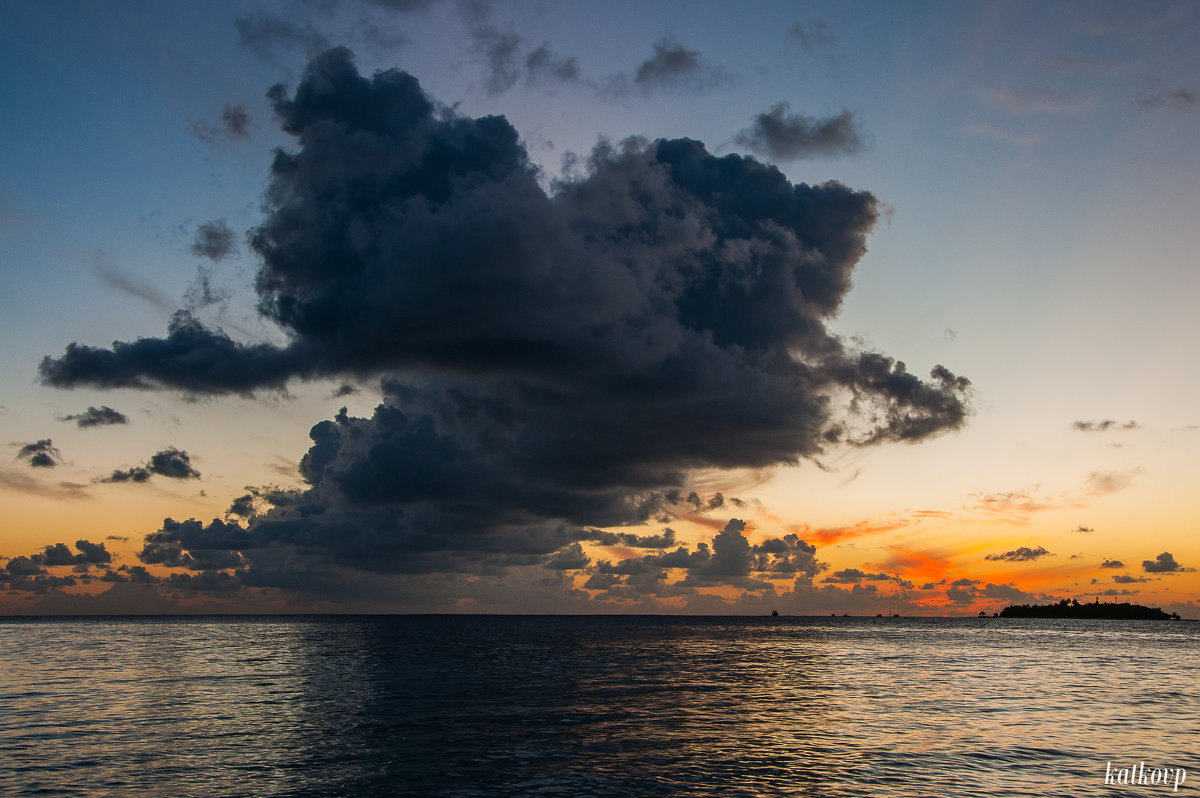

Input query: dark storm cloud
[16,439,61,468]
[41,48,968,589]
[788,21,833,52]
[735,105,866,161]
[1142,552,1194,573]
[1136,88,1196,110]
[102,447,200,484]
[236,12,329,62]
[189,103,253,144]
[1072,419,1139,432]
[191,220,237,261]
[1100,558,1124,568]
[985,546,1052,562]
[61,406,128,427]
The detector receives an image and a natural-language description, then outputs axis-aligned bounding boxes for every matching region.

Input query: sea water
[1,615,1196,796]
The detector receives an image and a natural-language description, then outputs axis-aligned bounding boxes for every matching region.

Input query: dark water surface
[1,615,1196,796]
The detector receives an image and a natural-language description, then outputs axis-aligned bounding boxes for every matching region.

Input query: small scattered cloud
[92,253,172,312]
[1073,419,1139,432]
[1041,54,1138,77]
[621,37,733,95]
[1073,525,1094,533]
[788,21,833,52]
[1136,88,1196,111]
[61,406,128,428]
[331,383,359,398]
[1142,552,1194,574]
[188,103,253,144]
[0,468,89,500]
[735,104,866,160]
[1113,573,1151,584]
[1100,558,1124,569]
[1086,469,1138,495]
[524,45,581,86]
[15,439,61,468]
[191,220,237,261]
[954,123,1033,146]
[103,447,200,484]
[978,87,1096,115]
[984,546,1052,562]
[235,12,329,63]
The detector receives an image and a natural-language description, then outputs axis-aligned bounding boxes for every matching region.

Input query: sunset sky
[2,0,1198,615]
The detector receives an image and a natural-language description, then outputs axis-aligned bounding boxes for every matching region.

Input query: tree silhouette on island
[998,598,1180,620]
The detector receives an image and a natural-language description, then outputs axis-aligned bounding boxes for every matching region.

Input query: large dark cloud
[735,105,866,161]
[39,48,969,593]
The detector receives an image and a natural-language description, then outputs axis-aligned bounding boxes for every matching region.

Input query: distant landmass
[998,598,1180,620]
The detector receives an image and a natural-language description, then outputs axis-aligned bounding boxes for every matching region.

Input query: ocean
[1,615,1196,797]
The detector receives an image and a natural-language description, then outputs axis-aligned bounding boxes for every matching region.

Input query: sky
[1,0,1198,616]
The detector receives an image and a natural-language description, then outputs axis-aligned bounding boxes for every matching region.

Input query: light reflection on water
[0,616,1197,796]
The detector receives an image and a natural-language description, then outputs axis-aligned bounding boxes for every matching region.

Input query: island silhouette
[998,598,1180,620]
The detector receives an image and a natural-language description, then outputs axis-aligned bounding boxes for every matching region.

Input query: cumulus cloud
[61,406,128,427]
[1113,574,1151,584]
[1142,552,1194,573]
[985,546,1052,562]
[0,540,113,595]
[735,105,866,160]
[16,439,61,468]
[38,48,969,599]
[191,220,237,261]
[1100,558,1124,568]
